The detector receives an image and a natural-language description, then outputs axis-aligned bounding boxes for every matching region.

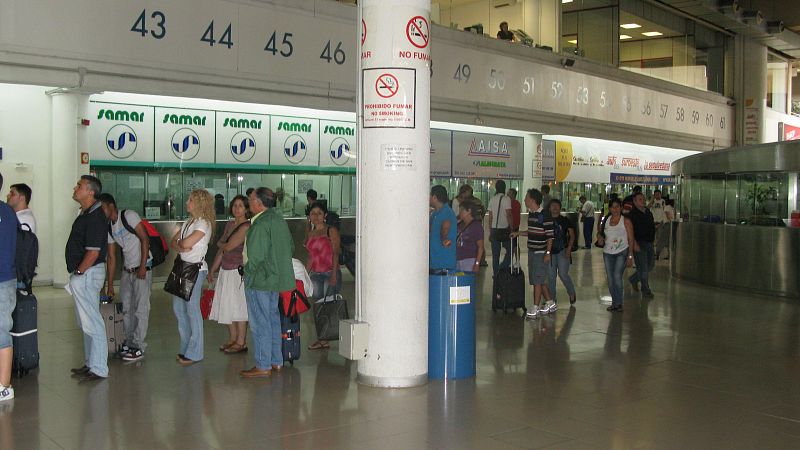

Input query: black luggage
[313,293,349,341]
[280,314,301,365]
[492,243,527,313]
[11,288,39,376]
[100,300,124,355]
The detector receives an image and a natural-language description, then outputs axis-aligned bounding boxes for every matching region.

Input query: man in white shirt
[487,180,513,275]
[578,195,595,249]
[649,190,666,258]
[6,183,36,234]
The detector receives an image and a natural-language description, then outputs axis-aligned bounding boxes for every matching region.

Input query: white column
[356,0,431,388]
[50,92,89,287]
[737,37,768,145]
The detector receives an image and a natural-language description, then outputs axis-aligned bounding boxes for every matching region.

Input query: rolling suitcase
[280,314,301,365]
[492,240,527,314]
[11,288,40,376]
[100,300,124,355]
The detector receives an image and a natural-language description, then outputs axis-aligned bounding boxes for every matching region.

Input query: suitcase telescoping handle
[508,236,521,274]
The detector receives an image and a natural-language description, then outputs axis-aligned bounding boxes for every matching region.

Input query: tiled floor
[3,248,800,449]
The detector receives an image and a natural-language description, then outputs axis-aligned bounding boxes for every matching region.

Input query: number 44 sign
[362,68,416,129]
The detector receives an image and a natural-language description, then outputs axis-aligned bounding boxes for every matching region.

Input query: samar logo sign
[105,124,138,159]
[329,138,351,166]
[171,128,201,161]
[230,131,256,162]
[284,135,307,164]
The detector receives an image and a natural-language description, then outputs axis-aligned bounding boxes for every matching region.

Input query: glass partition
[678,172,791,227]
[93,167,357,220]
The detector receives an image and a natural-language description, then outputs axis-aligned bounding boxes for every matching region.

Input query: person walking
[578,195,595,249]
[628,192,656,298]
[547,199,577,307]
[596,198,636,312]
[100,193,152,362]
[67,175,109,381]
[455,198,485,272]
[487,180,513,276]
[512,188,555,319]
[170,189,215,365]
[207,195,251,354]
[305,201,342,351]
[241,188,295,378]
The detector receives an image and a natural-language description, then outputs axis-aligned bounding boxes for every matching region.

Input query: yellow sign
[555,141,573,182]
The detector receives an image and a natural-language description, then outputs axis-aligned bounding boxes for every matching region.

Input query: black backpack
[325,211,341,230]
[551,218,568,254]
[16,223,39,289]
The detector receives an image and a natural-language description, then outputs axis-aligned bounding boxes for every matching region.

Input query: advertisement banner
[215,112,269,166]
[269,116,320,167]
[451,131,523,179]
[319,120,356,168]
[544,135,696,184]
[779,122,800,141]
[89,102,154,163]
[430,129,452,177]
[155,108,215,164]
[609,173,676,185]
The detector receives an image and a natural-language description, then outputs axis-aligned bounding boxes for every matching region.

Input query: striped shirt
[526,208,554,253]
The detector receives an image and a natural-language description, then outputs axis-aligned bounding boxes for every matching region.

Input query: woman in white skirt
[208,195,251,354]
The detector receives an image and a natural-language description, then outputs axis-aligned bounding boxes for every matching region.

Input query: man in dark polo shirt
[66,175,109,382]
[627,192,656,298]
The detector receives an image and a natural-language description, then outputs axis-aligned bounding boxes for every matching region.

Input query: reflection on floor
[3,248,800,449]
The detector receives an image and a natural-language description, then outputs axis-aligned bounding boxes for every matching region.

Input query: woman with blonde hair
[170,189,215,365]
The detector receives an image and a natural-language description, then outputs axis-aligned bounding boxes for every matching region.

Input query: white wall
[0,84,54,284]
[763,108,800,143]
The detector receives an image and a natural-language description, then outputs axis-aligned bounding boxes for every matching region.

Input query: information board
[451,131,523,179]
[320,120,357,168]
[154,107,215,164]
[269,116,320,167]
[89,102,155,163]
[215,112,269,166]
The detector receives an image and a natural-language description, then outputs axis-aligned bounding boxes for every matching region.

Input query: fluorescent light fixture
[642,31,663,37]
[562,0,574,3]
[619,34,632,40]
[567,39,577,44]
[620,23,642,29]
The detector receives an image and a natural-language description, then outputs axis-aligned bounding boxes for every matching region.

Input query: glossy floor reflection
[4,248,800,449]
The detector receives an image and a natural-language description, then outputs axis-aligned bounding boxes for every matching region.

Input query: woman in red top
[305,202,341,350]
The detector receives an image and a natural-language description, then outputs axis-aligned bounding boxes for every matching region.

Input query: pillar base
[356,372,428,388]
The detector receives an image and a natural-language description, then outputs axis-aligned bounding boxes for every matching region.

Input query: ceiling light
[562,0,574,3]
[567,39,577,44]
[619,35,632,40]
[642,31,663,37]
[620,23,642,29]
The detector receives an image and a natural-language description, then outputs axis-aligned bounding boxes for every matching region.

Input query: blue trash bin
[429,270,476,379]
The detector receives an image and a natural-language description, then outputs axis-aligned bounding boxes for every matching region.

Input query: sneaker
[122,348,144,362]
[544,301,557,314]
[118,344,132,358]
[0,386,14,402]
[525,308,541,319]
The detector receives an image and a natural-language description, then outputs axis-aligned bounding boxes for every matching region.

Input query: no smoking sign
[406,16,429,49]
[362,68,416,129]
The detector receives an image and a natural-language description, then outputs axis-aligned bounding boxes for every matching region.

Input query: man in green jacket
[240,187,295,378]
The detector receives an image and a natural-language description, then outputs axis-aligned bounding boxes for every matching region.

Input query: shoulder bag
[164,220,203,301]
[490,194,510,242]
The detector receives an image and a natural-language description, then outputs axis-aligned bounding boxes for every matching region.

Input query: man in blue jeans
[487,180,513,276]
[627,192,656,298]
[0,172,19,401]
[241,187,295,378]
[66,175,109,382]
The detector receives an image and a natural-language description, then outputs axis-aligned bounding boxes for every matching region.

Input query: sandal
[219,342,235,352]
[224,343,248,354]
[308,341,330,350]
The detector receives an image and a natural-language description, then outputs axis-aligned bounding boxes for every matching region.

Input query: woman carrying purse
[170,189,215,365]
[305,202,342,351]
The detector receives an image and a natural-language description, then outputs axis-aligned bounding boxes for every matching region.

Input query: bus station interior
[2,0,800,448]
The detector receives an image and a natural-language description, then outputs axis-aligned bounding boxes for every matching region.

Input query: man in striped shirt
[513,188,555,319]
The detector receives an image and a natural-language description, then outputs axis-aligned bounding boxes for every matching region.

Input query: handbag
[279,279,311,318]
[165,255,202,301]
[312,288,349,341]
[200,289,214,319]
